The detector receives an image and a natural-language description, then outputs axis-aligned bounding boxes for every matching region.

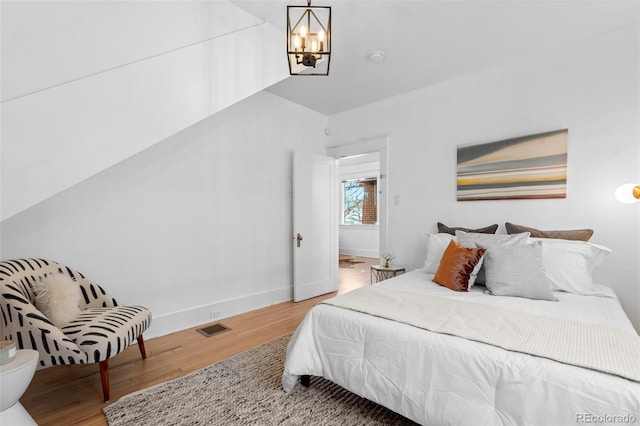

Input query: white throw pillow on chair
[33,273,82,327]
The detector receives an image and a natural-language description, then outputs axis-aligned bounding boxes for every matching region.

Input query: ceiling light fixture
[287,0,331,76]
[368,50,385,63]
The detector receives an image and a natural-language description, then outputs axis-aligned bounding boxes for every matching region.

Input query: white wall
[1,1,288,221]
[338,155,380,258]
[1,91,328,338]
[328,23,640,330]
[339,225,379,258]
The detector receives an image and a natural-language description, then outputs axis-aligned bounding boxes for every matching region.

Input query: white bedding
[283,271,640,425]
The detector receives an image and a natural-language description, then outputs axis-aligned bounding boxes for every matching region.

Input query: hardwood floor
[337,254,379,293]
[20,256,377,426]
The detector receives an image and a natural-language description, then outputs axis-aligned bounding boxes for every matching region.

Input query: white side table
[0,349,39,425]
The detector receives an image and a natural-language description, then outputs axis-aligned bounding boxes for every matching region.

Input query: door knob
[296,233,303,247]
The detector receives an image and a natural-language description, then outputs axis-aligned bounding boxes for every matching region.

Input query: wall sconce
[287,0,331,76]
[615,183,640,204]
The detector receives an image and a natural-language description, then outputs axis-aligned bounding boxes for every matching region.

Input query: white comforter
[283,271,640,426]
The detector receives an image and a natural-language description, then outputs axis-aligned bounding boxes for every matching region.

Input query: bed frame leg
[301,375,311,387]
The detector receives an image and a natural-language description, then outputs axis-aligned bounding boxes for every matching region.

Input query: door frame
[327,136,389,255]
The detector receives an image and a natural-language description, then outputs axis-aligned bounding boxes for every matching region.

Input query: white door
[293,150,338,302]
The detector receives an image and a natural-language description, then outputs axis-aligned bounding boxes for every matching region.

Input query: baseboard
[339,248,378,258]
[144,285,292,340]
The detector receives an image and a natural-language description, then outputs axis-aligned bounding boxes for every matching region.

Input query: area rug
[103,334,416,425]
[339,256,365,269]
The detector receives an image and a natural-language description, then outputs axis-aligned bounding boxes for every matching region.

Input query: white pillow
[455,230,531,286]
[531,238,613,296]
[418,233,456,274]
[33,273,82,327]
[480,242,557,301]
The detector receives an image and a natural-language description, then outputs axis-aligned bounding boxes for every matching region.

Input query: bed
[282,231,640,425]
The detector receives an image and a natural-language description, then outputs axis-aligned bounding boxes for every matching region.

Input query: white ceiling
[231,0,639,116]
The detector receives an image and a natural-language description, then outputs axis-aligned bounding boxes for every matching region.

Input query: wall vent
[196,323,231,338]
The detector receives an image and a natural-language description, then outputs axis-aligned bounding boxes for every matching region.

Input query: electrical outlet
[209,311,221,319]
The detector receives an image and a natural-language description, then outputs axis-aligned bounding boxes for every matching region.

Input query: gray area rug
[103,334,416,425]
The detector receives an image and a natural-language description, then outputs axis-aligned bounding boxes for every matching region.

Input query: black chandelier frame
[286,1,331,76]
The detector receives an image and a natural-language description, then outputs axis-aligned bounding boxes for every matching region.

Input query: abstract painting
[457,129,568,201]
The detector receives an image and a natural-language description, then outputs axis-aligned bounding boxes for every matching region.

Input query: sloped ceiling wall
[1,0,289,220]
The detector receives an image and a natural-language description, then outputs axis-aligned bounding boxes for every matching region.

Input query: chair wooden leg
[99,336,145,402]
[137,335,147,360]
[99,359,110,402]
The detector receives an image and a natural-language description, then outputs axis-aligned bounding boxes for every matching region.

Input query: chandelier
[287,0,331,76]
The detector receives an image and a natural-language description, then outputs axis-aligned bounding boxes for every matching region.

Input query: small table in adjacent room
[370,264,406,284]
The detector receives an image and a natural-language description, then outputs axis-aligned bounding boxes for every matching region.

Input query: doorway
[337,152,380,259]
[327,136,389,281]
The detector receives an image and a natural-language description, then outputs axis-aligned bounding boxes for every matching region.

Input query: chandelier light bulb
[294,36,301,49]
[318,30,325,51]
[299,25,307,37]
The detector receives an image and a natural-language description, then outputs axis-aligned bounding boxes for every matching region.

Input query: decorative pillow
[33,273,82,327]
[433,240,485,292]
[418,233,456,274]
[455,230,531,286]
[455,230,530,248]
[505,222,593,242]
[437,222,498,236]
[531,238,613,296]
[480,242,557,301]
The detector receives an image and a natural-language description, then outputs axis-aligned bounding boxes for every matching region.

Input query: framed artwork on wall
[456,129,568,201]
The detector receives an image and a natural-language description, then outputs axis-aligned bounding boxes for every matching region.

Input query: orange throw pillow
[433,240,486,292]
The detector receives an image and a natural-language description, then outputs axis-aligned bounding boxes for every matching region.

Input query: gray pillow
[455,230,530,248]
[479,242,557,301]
[437,222,498,235]
[455,231,531,285]
[505,222,593,242]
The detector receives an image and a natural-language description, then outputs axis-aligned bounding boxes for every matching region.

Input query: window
[342,178,377,225]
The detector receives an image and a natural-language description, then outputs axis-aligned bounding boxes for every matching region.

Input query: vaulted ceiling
[231,1,639,115]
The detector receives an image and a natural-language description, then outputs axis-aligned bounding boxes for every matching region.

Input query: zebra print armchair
[0,259,151,402]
